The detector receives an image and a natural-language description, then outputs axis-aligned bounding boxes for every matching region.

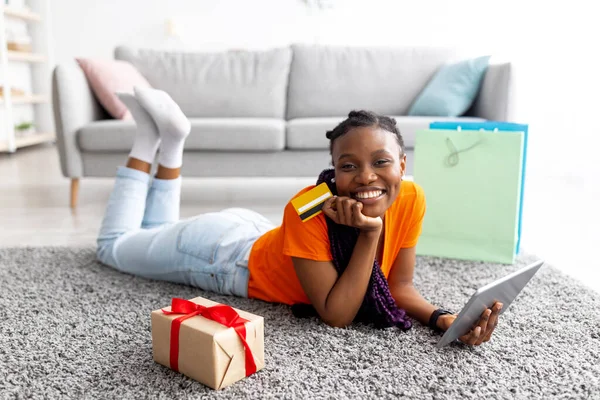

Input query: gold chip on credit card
[291,182,333,222]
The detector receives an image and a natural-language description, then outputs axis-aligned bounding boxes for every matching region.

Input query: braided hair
[292,110,412,330]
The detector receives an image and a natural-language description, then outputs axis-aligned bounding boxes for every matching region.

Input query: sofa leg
[70,178,79,209]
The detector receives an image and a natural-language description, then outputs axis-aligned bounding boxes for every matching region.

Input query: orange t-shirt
[247,180,426,305]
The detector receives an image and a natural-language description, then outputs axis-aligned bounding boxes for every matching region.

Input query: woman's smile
[351,187,387,204]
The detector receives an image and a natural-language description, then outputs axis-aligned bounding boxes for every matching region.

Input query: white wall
[50,0,531,62]
[49,0,600,172]
[49,0,598,60]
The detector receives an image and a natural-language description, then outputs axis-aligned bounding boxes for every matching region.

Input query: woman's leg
[96,92,192,283]
[141,174,182,230]
[98,88,264,296]
[96,93,161,267]
[134,87,191,229]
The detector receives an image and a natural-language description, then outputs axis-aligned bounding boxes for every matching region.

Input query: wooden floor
[1,143,599,293]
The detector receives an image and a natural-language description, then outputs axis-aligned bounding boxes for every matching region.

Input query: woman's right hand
[322,196,383,233]
[437,302,503,346]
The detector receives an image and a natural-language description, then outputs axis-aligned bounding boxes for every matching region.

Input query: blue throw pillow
[408,55,491,117]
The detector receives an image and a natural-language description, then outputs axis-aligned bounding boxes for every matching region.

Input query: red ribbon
[161,298,257,376]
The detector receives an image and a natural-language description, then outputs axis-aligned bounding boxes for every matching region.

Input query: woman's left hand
[437,301,503,346]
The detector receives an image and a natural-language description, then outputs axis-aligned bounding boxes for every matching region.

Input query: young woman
[97,87,502,346]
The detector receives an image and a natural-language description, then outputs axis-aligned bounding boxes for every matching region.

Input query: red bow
[162,298,257,376]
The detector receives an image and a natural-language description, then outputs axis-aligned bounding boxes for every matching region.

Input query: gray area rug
[1,247,599,399]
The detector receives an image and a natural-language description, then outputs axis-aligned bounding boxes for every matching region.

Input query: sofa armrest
[52,61,107,178]
[468,62,514,121]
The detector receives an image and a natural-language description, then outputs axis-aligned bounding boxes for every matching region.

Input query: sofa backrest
[286,44,460,119]
[114,46,292,119]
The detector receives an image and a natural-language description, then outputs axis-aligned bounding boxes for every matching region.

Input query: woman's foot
[133,87,191,169]
[117,92,160,165]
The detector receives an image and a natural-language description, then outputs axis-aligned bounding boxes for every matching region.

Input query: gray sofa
[52,44,513,208]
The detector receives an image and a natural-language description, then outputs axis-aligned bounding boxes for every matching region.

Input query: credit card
[291,182,333,222]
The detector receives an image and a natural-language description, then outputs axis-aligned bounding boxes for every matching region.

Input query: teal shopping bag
[414,126,525,264]
[428,121,529,254]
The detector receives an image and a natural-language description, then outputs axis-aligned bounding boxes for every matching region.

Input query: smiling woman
[267,110,502,345]
[280,111,414,328]
[96,93,501,347]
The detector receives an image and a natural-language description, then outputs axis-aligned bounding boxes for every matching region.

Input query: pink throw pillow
[76,58,151,120]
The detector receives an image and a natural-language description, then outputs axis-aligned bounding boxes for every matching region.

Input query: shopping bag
[428,121,529,254]
[414,122,527,264]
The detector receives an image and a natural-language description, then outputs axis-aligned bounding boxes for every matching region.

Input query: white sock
[117,92,160,164]
[133,87,191,169]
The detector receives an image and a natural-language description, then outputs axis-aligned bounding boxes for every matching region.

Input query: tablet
[437,259,545,348]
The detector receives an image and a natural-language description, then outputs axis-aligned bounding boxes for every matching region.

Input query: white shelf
[7,50,46,63]
[3,6,42,22]
[0,132,55,152]
[0,94,48,105]
[1,0,53,154]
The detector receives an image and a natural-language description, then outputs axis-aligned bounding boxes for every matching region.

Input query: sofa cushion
[75,58,151,120]
[286,116,486,150]
[78,119,285,152]
[408,56,491,117]
[114,46,292,119]
[287,44,461,119]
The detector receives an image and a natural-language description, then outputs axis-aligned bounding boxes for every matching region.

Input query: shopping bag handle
[445,137,484,167]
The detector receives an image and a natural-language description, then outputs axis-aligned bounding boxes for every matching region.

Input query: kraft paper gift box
[151,296,265,390]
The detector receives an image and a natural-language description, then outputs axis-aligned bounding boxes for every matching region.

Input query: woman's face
[331,126,406,218]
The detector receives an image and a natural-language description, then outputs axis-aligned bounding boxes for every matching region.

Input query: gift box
[151,297,265,390]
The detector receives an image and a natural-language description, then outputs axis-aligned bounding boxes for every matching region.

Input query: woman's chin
[360,203,387,219]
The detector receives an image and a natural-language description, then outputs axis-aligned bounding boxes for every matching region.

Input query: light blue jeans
[96,166,275,297]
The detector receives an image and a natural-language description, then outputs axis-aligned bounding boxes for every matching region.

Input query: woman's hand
[322,196,382,232]
[438,302,503,346]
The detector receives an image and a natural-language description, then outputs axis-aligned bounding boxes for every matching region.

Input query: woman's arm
[387,246,447,328]
[292,196,383,328]
[292,226,381,328]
